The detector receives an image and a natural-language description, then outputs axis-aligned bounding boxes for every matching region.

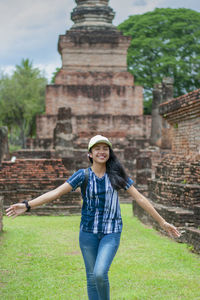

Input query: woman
[6,135,180,300]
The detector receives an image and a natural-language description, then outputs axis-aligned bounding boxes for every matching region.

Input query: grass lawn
[0,204,200,300]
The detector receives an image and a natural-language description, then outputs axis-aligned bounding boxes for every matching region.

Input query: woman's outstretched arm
[127,185,181,238]
[6,182,72,218]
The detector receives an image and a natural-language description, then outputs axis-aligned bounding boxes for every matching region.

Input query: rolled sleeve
[124,177,134,190]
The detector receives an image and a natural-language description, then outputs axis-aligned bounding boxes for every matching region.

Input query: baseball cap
[88,135,112,151]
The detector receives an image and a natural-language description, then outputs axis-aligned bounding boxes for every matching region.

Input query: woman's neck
[91,162,106,178]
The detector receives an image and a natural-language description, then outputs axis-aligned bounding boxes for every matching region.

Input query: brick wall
[159,89,200,156]
[45,84,143,116]
[0,159,81,215]
[171,118,200,155]
[148,154,200,209]
[133,89,200,253]
[55,71,135,86]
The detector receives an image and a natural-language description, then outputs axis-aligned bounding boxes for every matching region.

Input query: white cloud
[110,0,166,24]
[0,0,74,65]
[0,65,15,77]
[0,0,200,79]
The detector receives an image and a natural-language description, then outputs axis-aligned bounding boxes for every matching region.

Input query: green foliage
[9,143,22,154]
[1,205,200,299]
[50,67,61,84]
[143,98,152,115]
[0,59,47,148]
[181,179,187,184]
[118,8,200,112]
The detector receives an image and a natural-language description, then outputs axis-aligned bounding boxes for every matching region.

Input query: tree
[118,8,200,113]
[0,59,47,148]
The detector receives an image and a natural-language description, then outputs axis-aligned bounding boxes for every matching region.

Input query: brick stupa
[33,0,150,164]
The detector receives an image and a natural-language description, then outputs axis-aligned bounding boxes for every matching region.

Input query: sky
[1,0,200,82]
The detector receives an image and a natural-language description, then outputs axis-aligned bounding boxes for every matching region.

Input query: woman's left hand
[161,221,181,238]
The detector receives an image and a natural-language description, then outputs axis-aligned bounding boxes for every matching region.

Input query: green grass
[1,204,200,300]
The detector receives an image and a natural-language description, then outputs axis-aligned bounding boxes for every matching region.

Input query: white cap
[88,135,112,151]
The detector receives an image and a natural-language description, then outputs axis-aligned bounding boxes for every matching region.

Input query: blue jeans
[79,230,121,300]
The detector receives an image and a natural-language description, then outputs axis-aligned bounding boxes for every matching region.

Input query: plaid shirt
[67,168,133,234]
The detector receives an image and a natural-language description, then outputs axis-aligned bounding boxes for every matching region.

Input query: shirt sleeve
[66,169,85,191]
[124,177,134,190]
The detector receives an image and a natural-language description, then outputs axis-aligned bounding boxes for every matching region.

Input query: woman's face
[89,143,110,164]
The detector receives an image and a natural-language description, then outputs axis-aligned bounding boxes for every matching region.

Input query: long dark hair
[89,147,129,190]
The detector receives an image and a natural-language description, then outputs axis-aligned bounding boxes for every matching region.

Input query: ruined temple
[1,0,151,214]
[133,89,200,253]
[28,0,150,166]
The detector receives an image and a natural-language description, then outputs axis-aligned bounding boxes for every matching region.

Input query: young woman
[6,135,180,300]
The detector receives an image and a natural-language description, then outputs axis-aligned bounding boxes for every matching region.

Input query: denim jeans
[79,230,121,300]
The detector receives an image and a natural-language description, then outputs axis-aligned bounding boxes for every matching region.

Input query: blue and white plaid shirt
[67,168,133,234]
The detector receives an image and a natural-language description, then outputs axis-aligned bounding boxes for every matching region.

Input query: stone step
[152,201,195,226]
[133,199,195,229]
[183,227,200,253]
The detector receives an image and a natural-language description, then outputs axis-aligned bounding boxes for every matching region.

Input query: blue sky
[1,0,200,82]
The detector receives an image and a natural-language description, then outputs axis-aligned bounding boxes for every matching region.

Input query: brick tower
[34,0,149,163]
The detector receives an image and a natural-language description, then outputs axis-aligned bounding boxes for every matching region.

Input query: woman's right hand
[6,203,27,218]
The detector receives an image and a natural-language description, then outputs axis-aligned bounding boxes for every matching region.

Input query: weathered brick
[0,159,82,215]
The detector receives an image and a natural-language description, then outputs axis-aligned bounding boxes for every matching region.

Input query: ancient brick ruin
[133,89,200,253]
[29,0,147,156]
[25,0,152,181]
[1,0,150,214]
[0,159,81,216]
